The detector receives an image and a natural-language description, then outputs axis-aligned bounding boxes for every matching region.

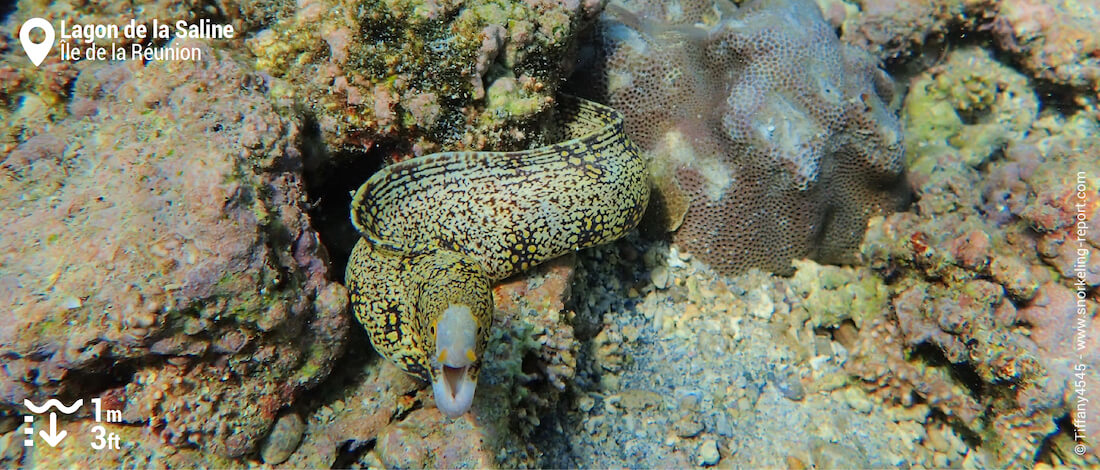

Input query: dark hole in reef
[299,117,389,284]
[0,2,15,23]
[927,408,984,449]
[911,342,986,400]
[815,319,860,350]
[331,438,376,469]
[956,101,994,126]
[521,352,542,378]
[1036,413,1079,465]
[62,360,137,404]
[520,352,552,395]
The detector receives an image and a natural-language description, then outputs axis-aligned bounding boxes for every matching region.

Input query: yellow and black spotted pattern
[346,241,493,382]
[346,95,649,383]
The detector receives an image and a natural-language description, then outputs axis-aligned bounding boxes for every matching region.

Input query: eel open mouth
[433,364,477,418]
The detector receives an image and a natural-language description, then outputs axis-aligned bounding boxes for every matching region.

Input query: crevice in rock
[300,133,388,284]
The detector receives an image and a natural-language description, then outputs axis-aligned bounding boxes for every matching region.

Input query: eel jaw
[432,364,478,418]
[431,303,481,418]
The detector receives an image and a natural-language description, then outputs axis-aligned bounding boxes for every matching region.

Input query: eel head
[417,250,493,418]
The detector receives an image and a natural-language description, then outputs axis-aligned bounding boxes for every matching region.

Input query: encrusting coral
[904,47,1038,169]
[575,0,908,275]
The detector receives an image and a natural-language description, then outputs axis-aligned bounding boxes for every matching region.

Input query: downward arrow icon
[39,413,66,447]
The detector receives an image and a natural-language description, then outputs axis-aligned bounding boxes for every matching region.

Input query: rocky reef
[574,0,909,275]
[1,0,1099,467]
[824,0,1100,94]
[854,97,1100,466]
[248,0,604,156]
[0,40,347,459]
[0,0,297,156]
[1,0,602,465]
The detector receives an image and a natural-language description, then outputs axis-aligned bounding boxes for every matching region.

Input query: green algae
[790,260,890,329]
[903,47,1038,169]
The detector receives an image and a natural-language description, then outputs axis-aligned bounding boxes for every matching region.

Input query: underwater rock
[1018,284,1100,445]
[0,41,347,458]
[904,47,1038,169]
[825,0,995,61]
[991,0,1100,90]
[24,421,240,468]
[374,407,495,468]
[259,411,306,464]
[576,0,908,275]
[855,36,1100,464]
[0,0,295,154]
[247,0,604,156]
[695,439,720,466]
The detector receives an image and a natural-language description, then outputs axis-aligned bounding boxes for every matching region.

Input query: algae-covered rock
[991,0,1100,91]
[788,260,890,330]
[0,0,295,155]
[260,411,307,464]
[904,47,1038,169]
[0,41,347,458]
[857,55,1100,467]
[248,0,605,155]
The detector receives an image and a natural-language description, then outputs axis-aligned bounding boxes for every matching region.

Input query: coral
[473,256,581,466]
[854,40,1100,465]
[247,0,604,155]
[576,0,908,275]
[990,0,1100,91]
[0,41,347,458]
[904,47,1038,168]
[824,0,995,61]
[787,259,891,330]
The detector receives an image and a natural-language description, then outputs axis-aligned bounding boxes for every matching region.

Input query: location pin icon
[19,18,55,67]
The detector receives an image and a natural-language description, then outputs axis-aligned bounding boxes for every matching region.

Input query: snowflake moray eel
[345,95,649,417]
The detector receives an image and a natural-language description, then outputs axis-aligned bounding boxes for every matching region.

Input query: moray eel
[346,95,649,418]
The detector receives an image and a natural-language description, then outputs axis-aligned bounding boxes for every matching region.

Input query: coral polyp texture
[248,0,604,156]
[576,0,908,275]
[0,42,347,458]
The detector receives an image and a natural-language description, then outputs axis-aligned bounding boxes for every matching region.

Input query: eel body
[346,95,649,417]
